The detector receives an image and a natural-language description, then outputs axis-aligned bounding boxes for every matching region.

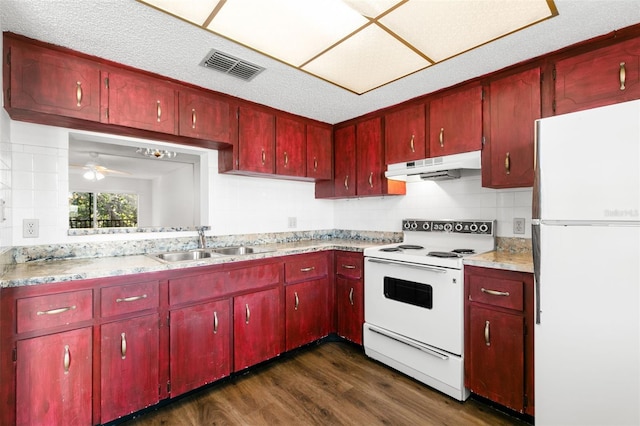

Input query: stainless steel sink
[211,246,275,256]
[152,249,221,263]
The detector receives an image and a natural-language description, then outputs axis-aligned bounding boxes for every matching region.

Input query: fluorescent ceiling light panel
[137,0,557,94]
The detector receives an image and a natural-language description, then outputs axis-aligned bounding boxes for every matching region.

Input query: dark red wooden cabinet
[276,115,306,177]
[335,251,364,345]
[464,265,535,415]
[237,106,276,174]
[6,36,102,122]
[429,84,482,156]
[384,103,427,164]
[482,67,541,189]
[306,123,333,180]
[16,327,93,426]
[554,36,640,115]
[333,125,357,197]
[178,89,230,142]
[356,116,385,196]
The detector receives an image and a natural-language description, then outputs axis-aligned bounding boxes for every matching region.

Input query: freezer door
[537,100,640,222]
[535,224,640,425]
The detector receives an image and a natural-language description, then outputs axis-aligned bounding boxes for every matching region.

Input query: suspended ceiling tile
[138,0,222,26]
[302,24,430,94]
[342,0,405,19]
[381,0,556,62]
[207,0,368,67]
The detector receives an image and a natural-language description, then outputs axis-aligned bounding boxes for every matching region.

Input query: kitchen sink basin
[211,246,275,256]
[152,249,221,263]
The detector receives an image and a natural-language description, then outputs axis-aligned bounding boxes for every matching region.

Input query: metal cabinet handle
[481,288,510,297]
[342,264,356,270]
[505,152,511,175]
[439,128,444,148]
[349,287,354,306]
[37,305,76,316]
[63,345,70,373]
[294,292,299,310]
[191,108,197,129]
[116,294,147,303]
[261,149,266,165]
[344,175,349,190]
[620,62,626,90]
[245,303,250,324]
[120,332,127,359]
[313,158,318,172]
[368,172,373,188]
[213,311,218,334]
[410,134,415,152]
[484,321,490,346]
[76,81,82,107]
[284,151,288,167]
[300,266,315,272]
[156,100,161,122]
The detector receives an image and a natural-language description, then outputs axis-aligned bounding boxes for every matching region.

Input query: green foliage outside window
[69,192,138,228]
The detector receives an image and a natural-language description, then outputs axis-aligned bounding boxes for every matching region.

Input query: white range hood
[385,150,481,181]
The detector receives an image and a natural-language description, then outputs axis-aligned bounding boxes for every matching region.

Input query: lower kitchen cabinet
[464,265,534,415]
[16,327,93,426]
[335,251,364,345]
[233,286,283,371]
[100,314,160,423]
[169,299,231,397]
[285,279,330,351]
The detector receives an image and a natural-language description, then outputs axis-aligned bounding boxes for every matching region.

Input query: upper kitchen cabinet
[104,69,177,134]
[554,37,640,115]
[178,88,230,143]
[384,103,427,164]
[429,84,483,156]
[356,117,385,196]
[276,115,306,178]
[306,123,333,180]
[237,105,276,175]
[482,67,541,188]
[332,125,357,198]
[4,34,102,122]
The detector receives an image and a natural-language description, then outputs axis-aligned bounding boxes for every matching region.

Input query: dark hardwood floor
[119,341,530,426]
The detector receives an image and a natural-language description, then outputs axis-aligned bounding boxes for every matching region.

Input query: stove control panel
[402,219,495,235]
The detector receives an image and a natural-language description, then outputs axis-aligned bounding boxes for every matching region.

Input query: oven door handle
[368,325,449,360]
[367,258,448,274]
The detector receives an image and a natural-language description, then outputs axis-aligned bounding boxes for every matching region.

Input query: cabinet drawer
[100,281,159,317]
[285,254,328,283]
[335,252,363,279]
[228,263,280,293]
[468,275,524,311]
[169,272,227,305]
[17,289,93,333]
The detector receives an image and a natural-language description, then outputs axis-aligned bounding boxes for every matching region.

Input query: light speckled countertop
[1,239,379,288]
[464,250,534,273]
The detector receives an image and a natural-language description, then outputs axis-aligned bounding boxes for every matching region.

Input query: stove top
[364,219,496,269]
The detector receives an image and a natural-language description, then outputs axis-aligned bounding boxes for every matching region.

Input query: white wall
[151,164,195,227]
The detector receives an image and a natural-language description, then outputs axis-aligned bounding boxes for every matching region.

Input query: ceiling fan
[70,152,130,181]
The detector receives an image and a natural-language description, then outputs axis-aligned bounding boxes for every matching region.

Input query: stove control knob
[479,223,489,233]
[469,223,479,232]
[403,221,411,230]
[422,222,430,230]
[454,223,463,232]
[444,223,453,232]
[410,221,418,230]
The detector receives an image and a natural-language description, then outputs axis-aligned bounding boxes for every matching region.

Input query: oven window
[383,277,433,309]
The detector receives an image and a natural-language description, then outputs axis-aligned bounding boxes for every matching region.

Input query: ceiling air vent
[200,49,265,81]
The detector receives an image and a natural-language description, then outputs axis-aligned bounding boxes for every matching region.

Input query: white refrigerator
[533,100,640,425]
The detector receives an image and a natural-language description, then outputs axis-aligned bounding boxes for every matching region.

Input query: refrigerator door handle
[532,223,541,324]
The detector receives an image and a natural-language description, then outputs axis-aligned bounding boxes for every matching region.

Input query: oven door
[364,257,463,355]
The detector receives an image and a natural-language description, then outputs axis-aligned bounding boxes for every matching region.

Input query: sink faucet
[196,226,207,249]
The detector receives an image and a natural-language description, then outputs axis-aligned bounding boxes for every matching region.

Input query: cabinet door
[356,116,385,196]
[7,38,101,121]
[555,37,640,115]
[333,125,357,197]
[16,328,93,426]
[276,116,306,177]
[483,67,541,188]
[336,276,364,345]
[100,314,159,423]
[285,279,330,351]
[385,103,427,164]
[178,90,230,142]
[170,299,231,397]
[306,124,332,180]
[429,84,482,156]
[233,287,282,371]
[466,305,525,411]
[106,69,176,134]
[238,106,275,174]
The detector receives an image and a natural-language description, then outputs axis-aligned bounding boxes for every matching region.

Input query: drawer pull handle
[439,128,444,148]
[504,152,511,175]
[284,151,288,167]
[620,62,626,90]
[76,81,83,107]
[37,305,76,316]
[368,172,374,188]
[484,321,491,346]
[294,291,299,310]
[481,288,510,297]
[156,100,162,122]
[349,287,354,306]
[245,304,250,324]
[191,108,197,129]
[300,266,315,272]
[213,311,218,334]
[261,149,266,165]
[120,332,127,359]
[344,174,349,190]
[313,158,318,172]
[410,134,415,152]
[63,345,70,373]
[342,264,356,270]
[116,294,148,303]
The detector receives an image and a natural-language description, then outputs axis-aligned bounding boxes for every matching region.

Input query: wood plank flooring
[119,341,531,426]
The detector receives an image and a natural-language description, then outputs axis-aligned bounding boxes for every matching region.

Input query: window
[69,192,138,229]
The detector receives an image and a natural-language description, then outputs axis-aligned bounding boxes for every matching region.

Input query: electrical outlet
[513,218,525,235]
[23,219,39,238]
[287,217,297,229]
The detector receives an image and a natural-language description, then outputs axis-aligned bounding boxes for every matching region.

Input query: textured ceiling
[2,0,640,124]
